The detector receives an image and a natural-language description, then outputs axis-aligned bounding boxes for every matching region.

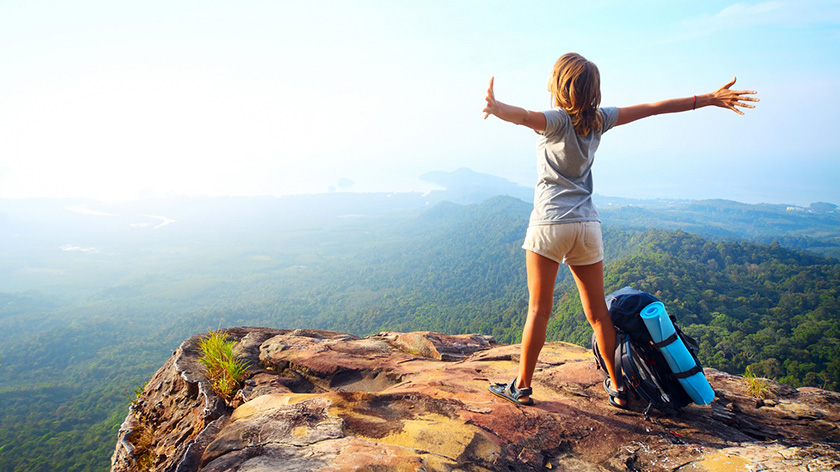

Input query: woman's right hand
[481,77,546,131]
[483,76,498,119]
[709,77,759,115]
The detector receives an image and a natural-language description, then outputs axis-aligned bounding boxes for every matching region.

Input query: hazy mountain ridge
[420,167,534,204]
[597,197,840,258]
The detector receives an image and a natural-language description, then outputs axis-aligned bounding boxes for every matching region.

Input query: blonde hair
[548,53,603,136]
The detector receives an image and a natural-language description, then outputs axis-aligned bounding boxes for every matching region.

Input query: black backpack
[592,287,704,418]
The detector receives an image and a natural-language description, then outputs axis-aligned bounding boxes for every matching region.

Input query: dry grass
[744,366,773,399]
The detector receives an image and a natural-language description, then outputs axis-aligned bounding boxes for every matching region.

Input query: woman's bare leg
[516,250,560,402]
[568,260,624,405]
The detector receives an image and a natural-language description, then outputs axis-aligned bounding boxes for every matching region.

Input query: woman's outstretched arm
[615,77,758,127]
[483,77,547,132]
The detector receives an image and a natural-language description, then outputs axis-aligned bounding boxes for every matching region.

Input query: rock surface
[111,328,840,471]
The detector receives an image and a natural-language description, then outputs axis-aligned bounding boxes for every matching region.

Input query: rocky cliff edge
[111,328,840,471]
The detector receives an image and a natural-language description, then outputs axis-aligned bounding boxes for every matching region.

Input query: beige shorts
[522,221,604,266]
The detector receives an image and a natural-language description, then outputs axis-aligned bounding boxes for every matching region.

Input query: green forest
[1,194,839,471]
[545,229,840,389]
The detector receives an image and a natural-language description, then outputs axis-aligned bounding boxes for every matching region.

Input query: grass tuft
[744,366,773,399]
[197,331,250,400]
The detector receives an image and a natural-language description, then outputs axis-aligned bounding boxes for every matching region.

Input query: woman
[485,53,757,407]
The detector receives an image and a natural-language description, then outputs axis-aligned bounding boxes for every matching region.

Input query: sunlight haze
[1,0,838,205]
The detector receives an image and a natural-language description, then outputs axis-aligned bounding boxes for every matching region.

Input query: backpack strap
[650,331,704,380]
[652,332,679,349]
[673,364,703,379]
[614,332,625,381]
[622,339,673,406]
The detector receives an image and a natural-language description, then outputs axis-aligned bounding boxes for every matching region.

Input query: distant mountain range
[420,167,534,204]
[3,168,836,274]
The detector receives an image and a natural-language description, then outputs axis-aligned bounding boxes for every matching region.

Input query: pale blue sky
[1,1,838,204]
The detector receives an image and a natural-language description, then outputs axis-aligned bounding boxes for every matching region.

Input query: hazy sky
[1,1,838,205]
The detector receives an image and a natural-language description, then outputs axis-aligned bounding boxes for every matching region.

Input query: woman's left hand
[710,77,759,115]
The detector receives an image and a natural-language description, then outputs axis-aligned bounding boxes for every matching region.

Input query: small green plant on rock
[130,382,147,407]
[198,331,250,400]
[744,366,773,399]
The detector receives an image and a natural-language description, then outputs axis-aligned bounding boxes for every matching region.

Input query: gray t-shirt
[529,106,619,225]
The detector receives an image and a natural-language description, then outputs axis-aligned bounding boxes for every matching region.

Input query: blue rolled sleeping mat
[640,301,715,405]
